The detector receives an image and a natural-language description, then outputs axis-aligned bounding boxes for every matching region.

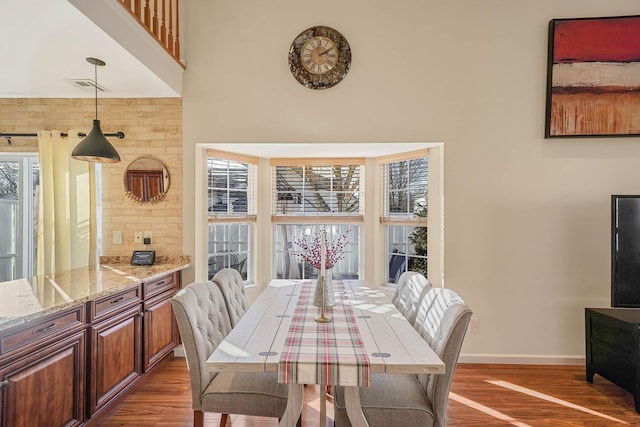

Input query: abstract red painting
[545,15,640,137]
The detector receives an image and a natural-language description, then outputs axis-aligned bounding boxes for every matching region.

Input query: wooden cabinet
[86,272,179,417]
[585,307,640,413]
[0,270,182,426]
[87,289,142,417]
[0,306,86,427]
[142,273,179,371]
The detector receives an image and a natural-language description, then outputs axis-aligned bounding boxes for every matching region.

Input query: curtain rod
[1,131,125,145]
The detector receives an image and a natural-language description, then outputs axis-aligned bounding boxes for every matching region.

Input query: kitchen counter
[0,256,190,331]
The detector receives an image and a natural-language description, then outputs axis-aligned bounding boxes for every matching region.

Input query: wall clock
[288,26,351,90]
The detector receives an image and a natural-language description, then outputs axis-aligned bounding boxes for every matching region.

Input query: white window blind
[271,159,364,222]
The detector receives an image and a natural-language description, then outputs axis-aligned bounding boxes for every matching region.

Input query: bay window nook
[197,142,444,290]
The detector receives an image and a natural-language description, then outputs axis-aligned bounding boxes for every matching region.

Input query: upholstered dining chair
[392,271,432,324]
[212,268,249,328]
[171,281,299,427]
[333,287,472,427]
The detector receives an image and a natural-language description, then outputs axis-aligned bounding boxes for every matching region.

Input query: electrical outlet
[134,232,143,244]
[468,317,479,333]
[143,231,152,241]
[112,230,122,245]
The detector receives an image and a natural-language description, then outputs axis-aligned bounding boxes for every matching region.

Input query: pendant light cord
[94,61,98,120]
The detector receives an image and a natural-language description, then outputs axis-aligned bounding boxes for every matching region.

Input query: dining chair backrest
[212,268,249,327]
[393,271,431,324]
[414,287,472,427]
[170,281,233,411]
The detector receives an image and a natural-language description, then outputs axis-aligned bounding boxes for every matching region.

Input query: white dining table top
[206,279,445,378]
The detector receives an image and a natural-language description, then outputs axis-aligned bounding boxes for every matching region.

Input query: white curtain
[282,224,301,279]
[36,130,97,275]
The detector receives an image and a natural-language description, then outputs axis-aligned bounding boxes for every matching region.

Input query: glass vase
[313,269,336,307]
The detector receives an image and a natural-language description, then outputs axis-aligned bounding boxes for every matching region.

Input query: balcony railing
[117,0,184,68]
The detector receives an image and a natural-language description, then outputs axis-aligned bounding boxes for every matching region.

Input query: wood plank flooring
[96,357,639,426]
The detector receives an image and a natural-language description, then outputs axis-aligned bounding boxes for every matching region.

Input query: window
[207,151,257,281]
[381,153,428,284]
[0,155,38,281]
[272,160,364,280]
[273,162,363,216]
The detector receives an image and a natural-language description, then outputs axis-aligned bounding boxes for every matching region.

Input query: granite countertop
[0,256,190,332]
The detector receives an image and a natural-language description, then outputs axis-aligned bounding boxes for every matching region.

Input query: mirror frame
[124,156,170,203]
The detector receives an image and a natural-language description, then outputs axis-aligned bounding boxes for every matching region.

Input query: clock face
[300,36,339,75]
[289,26,351,90]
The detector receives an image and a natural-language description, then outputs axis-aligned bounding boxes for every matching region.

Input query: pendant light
[71,57,121,163]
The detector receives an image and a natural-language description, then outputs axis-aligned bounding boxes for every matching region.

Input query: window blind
[271,161,364,221]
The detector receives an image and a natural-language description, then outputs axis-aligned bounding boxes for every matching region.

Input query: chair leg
[194,411,204,427]
[219,413,229,427]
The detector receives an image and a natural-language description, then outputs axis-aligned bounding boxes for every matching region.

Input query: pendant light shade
[72,57,121,163]
[72,119,121,162]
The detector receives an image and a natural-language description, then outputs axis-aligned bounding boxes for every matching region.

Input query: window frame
[206,150,258,282]
[0,153,38,281]
[379,150,428,285]
[271,158,365,280]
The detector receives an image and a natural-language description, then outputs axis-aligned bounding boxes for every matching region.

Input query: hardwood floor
[96,357,639,426]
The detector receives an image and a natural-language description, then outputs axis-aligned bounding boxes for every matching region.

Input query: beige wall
[0,98,183,258]
[183,0,640,360]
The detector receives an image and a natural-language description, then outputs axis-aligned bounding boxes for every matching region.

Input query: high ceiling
[1,0,178,98]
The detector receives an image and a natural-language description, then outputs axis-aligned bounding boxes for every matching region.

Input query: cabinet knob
[0,380,8,389]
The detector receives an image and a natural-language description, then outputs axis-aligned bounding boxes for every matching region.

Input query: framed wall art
[545,15,640,138]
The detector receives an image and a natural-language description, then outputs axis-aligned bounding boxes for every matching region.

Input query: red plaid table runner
[278,280,370,386]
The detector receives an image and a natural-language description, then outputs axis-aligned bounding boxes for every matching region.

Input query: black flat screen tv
[611,195,640,307]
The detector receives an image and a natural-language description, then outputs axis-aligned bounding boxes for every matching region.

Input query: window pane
[229,190,247,214]
[208,158,254,216]
[387,225,427,284]
[385,157,427,218]
[273,224,360,280]
[208,222,251,281]
[389,190,409,214]
[387,160,408,191]
[229,165,248,190]
[274,164,362,216]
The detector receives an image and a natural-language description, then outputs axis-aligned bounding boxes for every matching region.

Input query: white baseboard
[173,344,185,358]
[458,353,585,365]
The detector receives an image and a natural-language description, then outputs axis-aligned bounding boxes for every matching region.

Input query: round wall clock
[288,26,351,90]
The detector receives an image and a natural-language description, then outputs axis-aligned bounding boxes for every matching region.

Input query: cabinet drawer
[89,287,141,323]
[143,273,177,299]
[590,314,638,351]
[0,305,85,356]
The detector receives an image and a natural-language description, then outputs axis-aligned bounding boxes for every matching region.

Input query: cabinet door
[88,305,142,417]
[143,293,178,371]
[0,331,85,427]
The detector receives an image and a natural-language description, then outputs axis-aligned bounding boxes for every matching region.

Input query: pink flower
[293,226,350,270]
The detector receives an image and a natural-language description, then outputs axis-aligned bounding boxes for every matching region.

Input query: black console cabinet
[585,307,640,413]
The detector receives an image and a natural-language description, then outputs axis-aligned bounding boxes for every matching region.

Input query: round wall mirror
[124,157,170,203]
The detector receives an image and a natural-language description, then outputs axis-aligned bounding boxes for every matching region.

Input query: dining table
[205,278,445,427]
